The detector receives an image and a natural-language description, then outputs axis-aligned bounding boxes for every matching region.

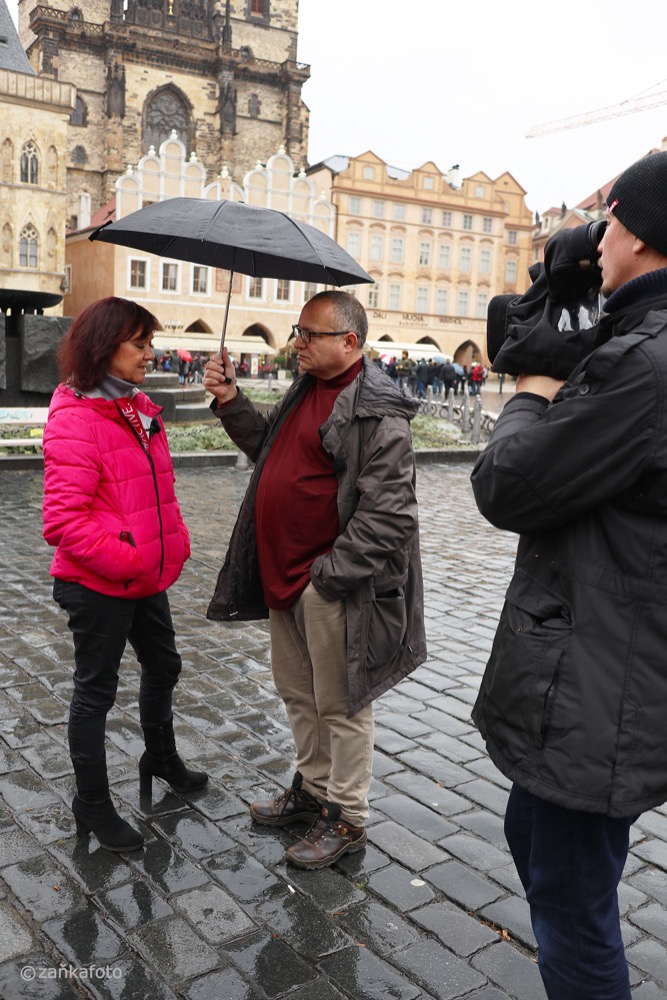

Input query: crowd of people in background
[154,347,488,397]
[378,351,487,399]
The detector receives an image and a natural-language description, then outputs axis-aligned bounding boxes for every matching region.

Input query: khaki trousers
[269,583,374,827]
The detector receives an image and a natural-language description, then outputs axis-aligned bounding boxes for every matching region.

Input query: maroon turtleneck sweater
[255,358,362,610]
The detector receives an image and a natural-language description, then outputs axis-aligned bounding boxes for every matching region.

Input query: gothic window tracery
[20,142,39,185]
[144,87,191,154]
[19,225,38,268]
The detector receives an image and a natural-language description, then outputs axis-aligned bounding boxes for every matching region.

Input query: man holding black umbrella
[204,291,426,870]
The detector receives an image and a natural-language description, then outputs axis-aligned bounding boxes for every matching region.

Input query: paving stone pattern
[0,463,665,999]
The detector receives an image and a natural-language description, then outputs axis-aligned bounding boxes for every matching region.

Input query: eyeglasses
[290,325,352,344]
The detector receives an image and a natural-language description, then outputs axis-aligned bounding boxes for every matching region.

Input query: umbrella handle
[220,269,233,384]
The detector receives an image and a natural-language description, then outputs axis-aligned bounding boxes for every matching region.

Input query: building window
[435,288,448,315]
[505,259,517,283]
[19,225,38,267]
[457,290,469,316]
[249,276,263,299]
[303,281,318,303]
[508,229,518,245]
[62,264,72,294]
[438,243,451,269]
[347,232,361,259]
[130,259,147,288]
[463,214,473,231]
[418,241,431,267]
[423,176,434,190]
[477,292,489,319]
[249,0,268,17]
[475,184,485,198]
[144,85,191,156]
[480,249,492,274]
[363,165,375,180]
[370,235,384,261]
[483,216,493,234]
[162,262,178,291]
[71,145,87,164]
[421,207,432,225]
[349,196,362,215]
[441,210,452,228]
[388,283,401,311]
[392,203,406,222]
[459,246,472,272]
[192,266,208,294]
[368,284,380,309]
[248,94,261,118]
[20,142,39,185]
[276,278,290,301]
[70,96,86,127]
[371,200,384,218]
[416,286,429,313]
[390,237,404,264]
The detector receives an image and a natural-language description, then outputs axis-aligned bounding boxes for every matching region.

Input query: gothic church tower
[17,0,310,226]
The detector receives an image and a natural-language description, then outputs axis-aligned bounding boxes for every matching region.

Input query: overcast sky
[8,0,667,214]
[297,0,667,214]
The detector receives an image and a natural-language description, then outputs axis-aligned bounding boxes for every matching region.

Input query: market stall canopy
[153,334,275,356]
[366,340,449,361]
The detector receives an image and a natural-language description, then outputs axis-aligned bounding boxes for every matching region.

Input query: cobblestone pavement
[1,463,667,1000]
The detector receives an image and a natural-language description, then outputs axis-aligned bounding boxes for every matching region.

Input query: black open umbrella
[90,197,373,355]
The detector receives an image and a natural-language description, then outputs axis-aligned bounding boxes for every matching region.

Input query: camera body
[487,220,609,379]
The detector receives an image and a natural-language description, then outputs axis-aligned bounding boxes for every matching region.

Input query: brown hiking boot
[250,771,321,827]
[286,802,367,870]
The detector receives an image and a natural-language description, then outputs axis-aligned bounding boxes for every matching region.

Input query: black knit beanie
[607,150,667,256]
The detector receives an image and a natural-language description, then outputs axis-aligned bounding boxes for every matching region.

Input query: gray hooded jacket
[206,357,427,717]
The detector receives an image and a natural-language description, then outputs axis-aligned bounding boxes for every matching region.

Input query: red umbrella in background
[176,349,192,362]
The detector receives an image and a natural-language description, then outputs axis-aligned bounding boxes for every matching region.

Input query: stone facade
[18,0,309,227]
[308,152,534,365]
[0,69,75,305]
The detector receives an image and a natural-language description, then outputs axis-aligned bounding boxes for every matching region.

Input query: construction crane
[526,86,667,138]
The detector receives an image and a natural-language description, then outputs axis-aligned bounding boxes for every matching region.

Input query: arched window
[144,86,191,155]
[19,226,38,268]
[71,145,87,164]
[20,142,39,185]
[248,94,260,117]
[69,7,83,20]
[70,96,86,126]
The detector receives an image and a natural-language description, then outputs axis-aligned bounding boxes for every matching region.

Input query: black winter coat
[471,284,667,818]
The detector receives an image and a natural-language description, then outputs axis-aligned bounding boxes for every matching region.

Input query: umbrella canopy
[176,348,193,362]
[89,198,373,287]
[90,198,373,364]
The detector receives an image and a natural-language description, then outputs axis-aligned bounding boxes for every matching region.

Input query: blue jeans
[505,784,636,1000]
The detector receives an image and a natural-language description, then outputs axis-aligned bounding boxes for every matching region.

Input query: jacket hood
[356,357,420,421]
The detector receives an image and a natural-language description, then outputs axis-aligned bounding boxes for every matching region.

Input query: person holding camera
[471,150,667,999]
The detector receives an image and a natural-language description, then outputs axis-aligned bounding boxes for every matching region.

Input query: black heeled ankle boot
[139,716,208,797]
[72,793,144,852]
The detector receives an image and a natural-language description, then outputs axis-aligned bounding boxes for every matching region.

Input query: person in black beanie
[469,148,667,1000]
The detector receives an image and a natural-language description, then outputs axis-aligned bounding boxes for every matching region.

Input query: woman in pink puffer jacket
[43,297,207,851]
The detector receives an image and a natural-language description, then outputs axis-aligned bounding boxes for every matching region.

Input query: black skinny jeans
[54,580,182,789]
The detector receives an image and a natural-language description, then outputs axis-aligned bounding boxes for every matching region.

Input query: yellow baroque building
[307,151,534,366]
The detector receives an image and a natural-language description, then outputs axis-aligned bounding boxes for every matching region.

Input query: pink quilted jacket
[42,384,190,599]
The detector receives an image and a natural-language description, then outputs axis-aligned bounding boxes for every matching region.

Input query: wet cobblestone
[0,463,666,998]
